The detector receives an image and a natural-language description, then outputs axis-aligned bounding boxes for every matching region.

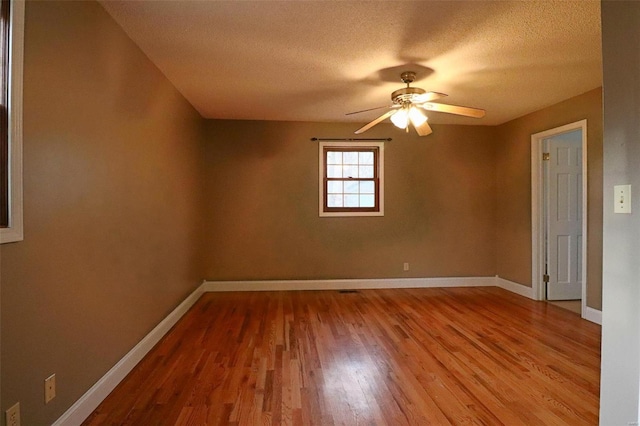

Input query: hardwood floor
[83,287,601,425]
[548,300,582,315]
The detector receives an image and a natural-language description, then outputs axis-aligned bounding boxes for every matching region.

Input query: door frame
[531,120,588,315]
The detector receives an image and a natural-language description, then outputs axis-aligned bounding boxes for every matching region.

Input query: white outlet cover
[45,374,56,404]
[6,402,20,426]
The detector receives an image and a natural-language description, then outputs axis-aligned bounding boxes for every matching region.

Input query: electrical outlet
[6,402,20,426]
[403,262,410,271]
[45,374,56,404]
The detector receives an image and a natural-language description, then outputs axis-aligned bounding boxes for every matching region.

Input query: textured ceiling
[100,1,602,126]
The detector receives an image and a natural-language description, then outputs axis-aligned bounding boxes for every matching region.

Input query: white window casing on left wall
[1,0,24,244]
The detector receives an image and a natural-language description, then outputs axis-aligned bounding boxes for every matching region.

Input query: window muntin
[319,142,384,217]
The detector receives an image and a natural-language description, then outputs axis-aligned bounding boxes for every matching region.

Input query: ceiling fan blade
[420,102,485,118]
[346,105,398,116]
[413,120,433,136]
[414,91,448,103]
[354,109,397,134]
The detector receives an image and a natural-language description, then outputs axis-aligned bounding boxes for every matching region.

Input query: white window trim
[318,141,384,217]
[1,0,24,244]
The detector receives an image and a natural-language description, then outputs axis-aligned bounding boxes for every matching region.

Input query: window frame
[1,0,9,228]
[318,141,384,217]
[0,0,24,244]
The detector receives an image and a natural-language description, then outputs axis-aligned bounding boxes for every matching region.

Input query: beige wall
[199,89,603,309]
[0,2,206,424]
[201,120,499,280]
[495,88,603,309]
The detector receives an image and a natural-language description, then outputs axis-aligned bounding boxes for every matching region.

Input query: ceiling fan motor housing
[391,87,426,105]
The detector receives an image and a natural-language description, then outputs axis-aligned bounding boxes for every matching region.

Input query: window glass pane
[328,194,343,207]
[343,165,358,178]
[359,152,374,165]
[360,181,375,194]
[344,181,359,194]
[327,181,343,193]
[327,151,342,165]
[359,165,374,178]
[344,194,359,207]
[343,151,358,164]
[360,194,375,207]
[327,165,342,178]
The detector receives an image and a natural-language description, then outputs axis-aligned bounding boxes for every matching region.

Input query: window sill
[319,210,384,218]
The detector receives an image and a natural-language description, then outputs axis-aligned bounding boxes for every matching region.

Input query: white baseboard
[493,276,536,299]
[584,306,602,325]
[494,276,602,325]
[53,283,206,426]
[202,276,497,292]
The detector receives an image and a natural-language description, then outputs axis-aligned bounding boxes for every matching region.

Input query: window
[319,141,384,217]
[0,0,24,244]
[1,0,9,228]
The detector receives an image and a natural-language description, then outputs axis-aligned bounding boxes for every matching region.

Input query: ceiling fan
[348,71,486,136]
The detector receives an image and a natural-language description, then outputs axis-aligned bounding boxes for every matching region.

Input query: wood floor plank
[83,287,601,425]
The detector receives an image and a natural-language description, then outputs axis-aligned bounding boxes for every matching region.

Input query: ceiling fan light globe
[409,107,427,126]
[390,110,409,129]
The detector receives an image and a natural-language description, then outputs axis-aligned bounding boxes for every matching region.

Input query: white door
[545,130,583,300]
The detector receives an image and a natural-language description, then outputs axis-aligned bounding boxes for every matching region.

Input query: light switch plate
[614,184,632,214]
